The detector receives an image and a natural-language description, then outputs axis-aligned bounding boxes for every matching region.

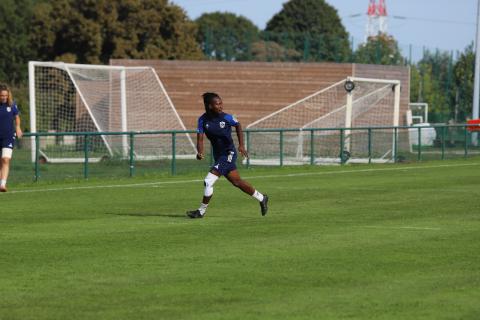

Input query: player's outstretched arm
[235,123,248,158]
[15,115,23,138]
[196,133,204,160]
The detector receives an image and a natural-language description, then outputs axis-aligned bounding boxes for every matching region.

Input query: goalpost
[246,77,401,164]
[28,61,195,163]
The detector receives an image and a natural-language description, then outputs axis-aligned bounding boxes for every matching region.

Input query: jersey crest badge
[219,121,225,128]
[6,107,11,112]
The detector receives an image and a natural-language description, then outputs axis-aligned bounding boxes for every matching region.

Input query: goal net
[246,77,401,164]
[408,102,429,125]
[28,61,195,162]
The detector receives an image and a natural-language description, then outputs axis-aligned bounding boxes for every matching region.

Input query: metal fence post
[441,126,446,160]
[394,127,398,163]
[34,134,40,182]
[310,129,315,165]
[418,126,422,161]
[84,134,89,179]
[129,132,135,177]
[171,132,176,175]
[279,130,284,166]
[246,130,251,168]
[340,129,345,164]
[368,128,372,164]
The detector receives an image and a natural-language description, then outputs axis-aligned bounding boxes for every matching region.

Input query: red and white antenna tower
[378,0,388,34]
[366,0,377,40]
[365,0,388,41]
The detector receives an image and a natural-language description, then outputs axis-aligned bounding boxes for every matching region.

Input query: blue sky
[171,0,478,60]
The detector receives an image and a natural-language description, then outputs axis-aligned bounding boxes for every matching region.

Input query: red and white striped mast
[366,0,388,41]
[366,0,377,40]
[377,0,388,34]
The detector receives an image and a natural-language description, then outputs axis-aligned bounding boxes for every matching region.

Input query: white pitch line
[5,162,480,195]
[358,226,441,231]
[252,162,480,180]
[7,179,203,194]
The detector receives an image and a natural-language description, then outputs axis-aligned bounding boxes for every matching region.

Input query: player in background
[187,92,268,218]
[0,85,22,192]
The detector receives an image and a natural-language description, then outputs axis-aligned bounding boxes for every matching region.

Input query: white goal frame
[28,61,195,162]
[246,76,401,164]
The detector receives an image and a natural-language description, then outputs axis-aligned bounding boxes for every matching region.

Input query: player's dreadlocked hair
[202,92,220,115]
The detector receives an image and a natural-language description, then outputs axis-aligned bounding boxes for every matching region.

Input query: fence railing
[10,124,480,183]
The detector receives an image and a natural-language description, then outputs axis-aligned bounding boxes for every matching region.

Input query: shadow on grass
[105,212,187,218]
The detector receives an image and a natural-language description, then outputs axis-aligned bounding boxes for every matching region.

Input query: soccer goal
[28,61,195,163]
[408,102,429,124]
[246,77,401,164]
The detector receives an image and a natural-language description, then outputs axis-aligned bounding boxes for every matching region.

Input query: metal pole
[129,132,135,177]
[84,134,89,179]
[345,90,353,153]
[394,127,398,163]
[246,131,251,169]
[368,128,372,164]
[310,130,315,165]
[418,127,422,161]
[171,132,176,175]
[340,129,345,164]
[472,0,480,144]
[34,134,40,182]
[279,130,284,166]
[29,62,38,163]
[120,68,128,156]
[464,125,469,158]
[441,126,446,160]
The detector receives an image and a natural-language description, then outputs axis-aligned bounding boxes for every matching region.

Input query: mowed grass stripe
[4,160,480,194]
[1,159,479,319]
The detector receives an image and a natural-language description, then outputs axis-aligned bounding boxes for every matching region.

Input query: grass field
[1,159,480,319]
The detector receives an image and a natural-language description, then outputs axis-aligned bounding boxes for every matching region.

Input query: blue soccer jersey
[197,112,239,160]
[0,102,19,139]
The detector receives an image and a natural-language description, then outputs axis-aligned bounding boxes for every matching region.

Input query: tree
[0,0,35,85]
[250,41,301,62]
[413,49,455,123]
[30,0,203,64]
[354,34,405,65]
[265,0,351,62]
[195,12,259,61]
[453,43,475,121]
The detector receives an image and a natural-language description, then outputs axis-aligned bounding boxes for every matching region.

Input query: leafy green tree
[354,34,405,65]
[0,0,38,130]
[265,0,351,62]
[413,50,455,123]
[0,0,35,84]
[453,43,475,121]
[30,0,203,64]
[196,12,259,61]
[250,41,301,62]
[409,65,421,103]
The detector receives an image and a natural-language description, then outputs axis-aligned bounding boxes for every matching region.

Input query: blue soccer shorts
[211,151,237,176]
[0,136,15,149]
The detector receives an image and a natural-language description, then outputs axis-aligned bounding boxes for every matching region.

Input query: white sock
[0,179,6,187]
[198,203,209,215]
[252,190,264,202]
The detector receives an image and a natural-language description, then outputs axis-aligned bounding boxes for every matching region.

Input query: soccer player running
[187,92,268,218]
[0,85,23,192]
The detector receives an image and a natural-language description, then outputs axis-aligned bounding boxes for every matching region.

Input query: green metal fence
[8,124,480,184]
